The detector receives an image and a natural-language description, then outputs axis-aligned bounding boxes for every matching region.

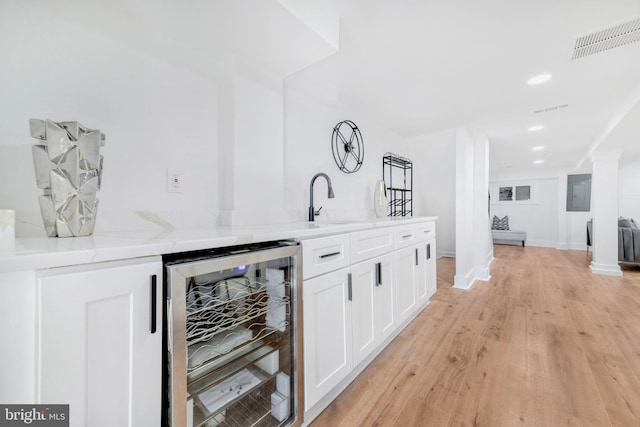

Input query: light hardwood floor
[310,245,640,426]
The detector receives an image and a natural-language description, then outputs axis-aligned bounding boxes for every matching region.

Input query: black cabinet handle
[347,273,352,301]
[415,248,419,266]
[320,251,341,259]
[150,274,157,334]
[376,262,382,286]
[427,243,431,260]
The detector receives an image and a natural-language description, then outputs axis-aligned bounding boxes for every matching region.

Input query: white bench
[492,230,527,247]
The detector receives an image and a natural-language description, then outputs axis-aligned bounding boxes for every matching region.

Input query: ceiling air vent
[534,104,569,114]
[571,16,640,60]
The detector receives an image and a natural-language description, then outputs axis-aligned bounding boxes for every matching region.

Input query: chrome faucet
[308,172,335,221]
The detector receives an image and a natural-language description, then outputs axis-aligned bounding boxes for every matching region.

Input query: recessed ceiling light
[533,160,544,164]
[532,146,545,151]
[528,125,544,132]
[527,73,552,85]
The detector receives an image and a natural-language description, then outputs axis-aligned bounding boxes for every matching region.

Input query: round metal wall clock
[331,120,364,173]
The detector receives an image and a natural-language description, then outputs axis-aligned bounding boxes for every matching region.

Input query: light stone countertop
[0,216,437,273]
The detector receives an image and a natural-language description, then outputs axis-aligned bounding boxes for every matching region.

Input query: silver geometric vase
[29,119,106,237]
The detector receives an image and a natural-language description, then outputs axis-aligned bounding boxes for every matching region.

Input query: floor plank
[309,246,640,427]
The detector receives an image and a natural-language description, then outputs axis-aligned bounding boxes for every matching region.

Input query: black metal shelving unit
[382,153,413,217]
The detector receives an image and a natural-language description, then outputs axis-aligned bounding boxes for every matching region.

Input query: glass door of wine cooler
[164,242,301,427]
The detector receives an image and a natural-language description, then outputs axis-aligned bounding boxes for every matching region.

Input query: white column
[454,128,492,288]
[473,135,492,280]
[216,69,287,226]
[589,149,623,276]
[217,71,236,226]
[454,128,475,289]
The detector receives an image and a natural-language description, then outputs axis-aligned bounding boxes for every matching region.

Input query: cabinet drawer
[302,234,350,279]
[395,225,418,249]
[350,228,395,264]
[414,222,436,242]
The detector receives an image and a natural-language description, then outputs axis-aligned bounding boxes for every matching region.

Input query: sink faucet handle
[314,206,323,216]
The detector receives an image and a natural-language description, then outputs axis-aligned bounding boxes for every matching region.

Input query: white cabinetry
[415,222,437,305]
[415,239,437,305]
[395,245,418,324]
[0,270,37,403]
[397,222,437,320]
[302,228,397,411]
[350,260,375,366]
[301,219,437,419]
[351,252,395,366]
[416,243,428,305]
[372,253,395,347]
[38,257,162,427]
[425,238,437,301]
[302,267,353,411]
[302,234,352,411]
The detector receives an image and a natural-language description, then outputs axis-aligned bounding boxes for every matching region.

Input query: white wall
[1,2,443,237]
[490,178,559,247]
[491,167,595,250]
[0,3,219,236]
[0,1,348,233]
[407,130,456,258]
[283,75,406,222]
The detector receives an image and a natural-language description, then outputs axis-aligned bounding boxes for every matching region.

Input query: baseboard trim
[454,269,475,289]
[475,266,491,282]
[589,262,622,277]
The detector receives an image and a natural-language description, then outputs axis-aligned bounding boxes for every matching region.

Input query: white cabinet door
[374,253,395,344]
[349,252,396,368]
[395,246,417,325]
[39,257,162,427]
[303,267,353,411]
[0,270,37,404]
[425,238,437,300]
[416,243,428,306]
[350,260,376,366]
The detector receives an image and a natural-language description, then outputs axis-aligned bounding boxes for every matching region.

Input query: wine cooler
[163,241,302,427]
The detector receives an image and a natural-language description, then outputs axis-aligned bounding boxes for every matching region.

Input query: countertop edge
[0,217,438,273]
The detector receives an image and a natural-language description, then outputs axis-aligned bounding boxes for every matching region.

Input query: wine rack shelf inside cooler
[192,366,289,427]
[186,274,290,374]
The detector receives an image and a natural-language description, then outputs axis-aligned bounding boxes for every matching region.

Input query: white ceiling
[23,0,640,176]
[288,0,640,175]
